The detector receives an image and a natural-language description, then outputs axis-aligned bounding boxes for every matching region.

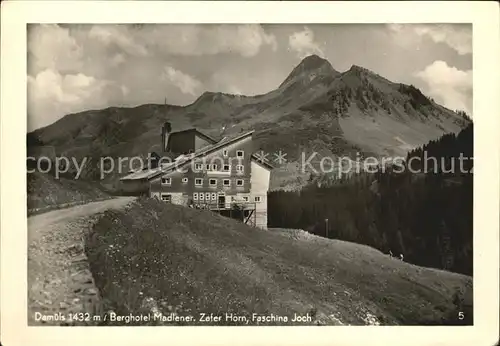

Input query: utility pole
[325,218,329,239]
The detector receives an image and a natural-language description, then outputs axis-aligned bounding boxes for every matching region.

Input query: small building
[120,122,273,229]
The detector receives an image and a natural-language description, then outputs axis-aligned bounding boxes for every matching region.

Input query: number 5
[458,312,464,320]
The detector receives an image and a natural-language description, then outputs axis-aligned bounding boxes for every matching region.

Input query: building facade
[121,123,272,229]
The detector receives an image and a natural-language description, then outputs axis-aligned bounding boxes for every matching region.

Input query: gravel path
[28,197,135,326]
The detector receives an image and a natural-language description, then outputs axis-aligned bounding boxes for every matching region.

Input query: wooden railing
[189,201,258,227]
[190,200,256,210]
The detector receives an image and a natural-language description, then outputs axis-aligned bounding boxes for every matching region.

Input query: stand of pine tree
[268,124,473,276]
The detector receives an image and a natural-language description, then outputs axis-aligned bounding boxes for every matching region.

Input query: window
[255,196,261,202]
[243,196,249,202]
[236,150,244,158]
[205,164,211,171]
[223,149,228,157]
[223,164,231,172]
[182,177,188,183]
[205,192,211,200]
[193,192,198,201]
[195,163,203,171]
[209,179,217,186]
[200,193,205,201]
[195,178,203,186]
[161,194,172,202]
[211,193,217,201]
[161,177,171,185]
[223,179,231,187]
[211,164,217,170]
[236,179,244,187]
[236,165,244,173]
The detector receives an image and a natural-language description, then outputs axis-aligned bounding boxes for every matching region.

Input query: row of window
[192,193,261,202]
[160,193,261,203]
[161,177,245,187]
[193,163,245,173]
[223,150,244,158]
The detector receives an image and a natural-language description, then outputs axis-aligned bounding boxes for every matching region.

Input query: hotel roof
[120,129,273,181]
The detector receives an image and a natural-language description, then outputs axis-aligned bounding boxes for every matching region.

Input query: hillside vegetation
[27,171,110,212]
[85,197,472,326]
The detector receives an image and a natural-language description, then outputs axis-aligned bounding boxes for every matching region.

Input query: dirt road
[28,197,135,325]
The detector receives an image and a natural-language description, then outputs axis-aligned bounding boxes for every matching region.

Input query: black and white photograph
[1,1,499,346]
[25,21,474,327]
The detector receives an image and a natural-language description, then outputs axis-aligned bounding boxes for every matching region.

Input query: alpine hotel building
[120,122,273,229]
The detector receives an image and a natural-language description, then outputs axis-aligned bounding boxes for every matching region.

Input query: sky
[27,23,472,131]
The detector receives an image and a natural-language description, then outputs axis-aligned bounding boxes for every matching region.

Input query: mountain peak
[294,54,335,75]
[347,64,371,74]
[280,55,338,88]
[193,91,235,104]
[300,54,331,69]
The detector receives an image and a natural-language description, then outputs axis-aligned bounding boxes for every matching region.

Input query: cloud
[162,66,203,96]
[85,24,277,58]
[28,24,83,73]
[414,60,472,114]
[414,25,472,55]
[207,67,284,97]
[225,86,243,95]
[88,25,149,57]
[111,53,126,66]
[288,26,325,58]
[143,24,277,57]
[27,24,279,130]
[208,70,244,95]
[27,69,118,130]
[388,24,472,55]
[121,85,130,96]
[231,25,278,57]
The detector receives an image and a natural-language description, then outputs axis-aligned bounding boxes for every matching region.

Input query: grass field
[85,197,472,326]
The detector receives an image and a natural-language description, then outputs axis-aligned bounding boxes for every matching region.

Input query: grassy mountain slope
[27,172,109,211]
[85,197,472,326]
[28,55,470,190]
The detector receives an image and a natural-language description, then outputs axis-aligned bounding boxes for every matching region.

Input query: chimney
[161,122,172,152]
